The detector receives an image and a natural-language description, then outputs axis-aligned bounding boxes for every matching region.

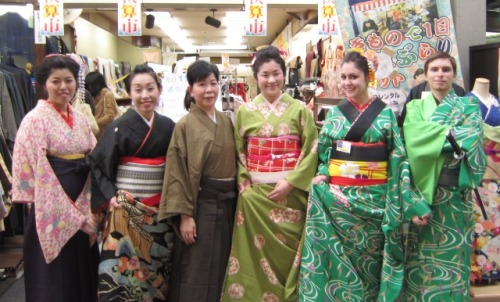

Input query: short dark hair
[125,64,161,94]
[424,51,457,75]
[34,55,80,87]
[342,51,369,79]
[251,46,286,79]
[184,60,220,111]
[413,68,424,79]
[85,71,108,97]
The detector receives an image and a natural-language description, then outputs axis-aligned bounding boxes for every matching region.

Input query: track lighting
[205,9,221,28]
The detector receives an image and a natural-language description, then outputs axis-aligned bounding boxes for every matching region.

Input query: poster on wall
[117,0,141,36]
[334,0,462,114]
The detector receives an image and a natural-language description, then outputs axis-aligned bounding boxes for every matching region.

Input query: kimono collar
[190,103,218,126]
[136,110,155,127]
[46,99,73,128]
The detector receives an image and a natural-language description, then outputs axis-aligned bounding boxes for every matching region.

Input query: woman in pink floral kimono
[12,55,99,302]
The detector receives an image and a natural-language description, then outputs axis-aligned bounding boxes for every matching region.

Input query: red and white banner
[39,0,64,36]
[352,0,406,12]
[245,0,267,36]
[118,0,141,36]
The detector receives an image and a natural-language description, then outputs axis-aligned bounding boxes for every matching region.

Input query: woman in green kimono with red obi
[221,46,318,301]
[402,52,487,301]
[299,50,428,302]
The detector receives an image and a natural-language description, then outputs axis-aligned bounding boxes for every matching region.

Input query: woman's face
[256,60,284,102]
[129,73,161,119]
[425,58,455,93]
[45,68,77,109]
[340,62,369,101]
[188,73,219,112]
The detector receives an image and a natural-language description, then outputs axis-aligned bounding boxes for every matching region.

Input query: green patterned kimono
[221,94,318,301]
[299,101,428,302]
[403,92,487,301]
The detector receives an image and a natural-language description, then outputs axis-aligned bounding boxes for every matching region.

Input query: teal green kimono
[221,94,318,301]
[299,100,428,302]
[403,92,487,301]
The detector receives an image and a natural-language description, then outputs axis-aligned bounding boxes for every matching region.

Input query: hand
[108,196,121,210]
[412,214,430,226]
[81,214,99,235]
[267,179,294,202]
[180,214,197,245]
[312,175,328,185]
[238,178,252,193]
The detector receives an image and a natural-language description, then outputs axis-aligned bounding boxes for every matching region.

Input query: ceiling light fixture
[149,12,196,53]
[145,9,155,29]
[205,9,221,28]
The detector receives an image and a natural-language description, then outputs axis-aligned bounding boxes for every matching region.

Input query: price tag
[336,140,351,153]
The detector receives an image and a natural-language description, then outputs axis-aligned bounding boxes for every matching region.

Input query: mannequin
[471,77,491,101]
[468,77,500,125]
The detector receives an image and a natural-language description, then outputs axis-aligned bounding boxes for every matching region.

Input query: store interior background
[0,0,495,93]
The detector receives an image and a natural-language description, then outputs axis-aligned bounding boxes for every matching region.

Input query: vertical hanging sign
[318,0,340,35]
[244,0,267,36]
[39,0,64,36]
[34,10,46,44]
[118,0,141,36]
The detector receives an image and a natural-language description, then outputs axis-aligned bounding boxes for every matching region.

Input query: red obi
[246,135,301,172]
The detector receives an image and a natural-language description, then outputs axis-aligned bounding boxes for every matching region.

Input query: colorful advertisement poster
[318,0,341,35]
[118,0,141,37]
[245,0,267,36]
[335,0,462,114]
[39,0,64,36]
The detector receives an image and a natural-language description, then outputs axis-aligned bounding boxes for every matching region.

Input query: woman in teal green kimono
[221,46,318,301]
[402,52,487,301]
[299,51,428,302]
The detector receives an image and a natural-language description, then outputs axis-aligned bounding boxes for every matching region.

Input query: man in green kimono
[403,52,487,301]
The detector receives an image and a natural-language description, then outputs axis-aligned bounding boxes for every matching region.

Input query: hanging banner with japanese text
[245,0,267,36]
[335,0,462,114]
[118,0,141,36]
[318,0,341,35]
[39,0,64,36]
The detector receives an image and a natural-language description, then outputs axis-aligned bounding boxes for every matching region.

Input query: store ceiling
[83,6,315,53]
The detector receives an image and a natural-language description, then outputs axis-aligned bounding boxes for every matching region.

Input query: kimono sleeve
[12,114,46,203]
[159,121,195,220]
[316,108,336,178]
[233,105,252,186]
[447,97,487,189]
[89,122,120,212]
[285,105,318,191]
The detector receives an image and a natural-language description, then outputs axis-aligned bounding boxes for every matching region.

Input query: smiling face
[45,68,77,110]
[425,58,455,94]
[256,60,284,102]
[340,61,370,102]
[188,73,219,112]
[129,73,161,120]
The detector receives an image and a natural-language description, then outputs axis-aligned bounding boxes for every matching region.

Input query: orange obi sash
[117,156,166,207]
[329,141,388,186]
[246,135,301,172]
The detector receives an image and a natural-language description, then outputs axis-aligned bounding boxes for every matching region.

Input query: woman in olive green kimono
[299,50,428,302]
[221,46,318,301]
[402,52,487,301]
[159,60,237,302]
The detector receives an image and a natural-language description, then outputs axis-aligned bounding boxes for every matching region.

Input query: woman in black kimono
[90,64,175,301]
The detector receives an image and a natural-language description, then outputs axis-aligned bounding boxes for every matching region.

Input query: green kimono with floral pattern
[221,93,318,302]
[299,100,428,302]
[403,92,487,301]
